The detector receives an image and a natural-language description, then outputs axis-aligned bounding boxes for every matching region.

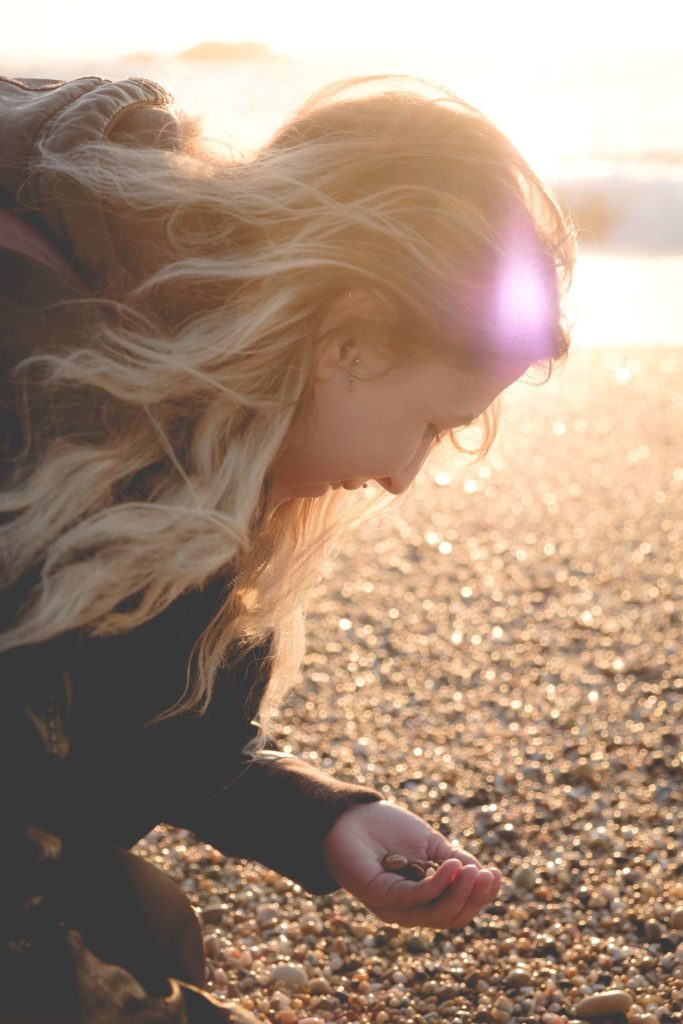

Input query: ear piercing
[346,289,368,488]
[346,289,361,393]
[347,356,362,395]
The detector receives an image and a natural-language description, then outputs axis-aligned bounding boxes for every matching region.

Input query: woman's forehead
[428,357,530,420]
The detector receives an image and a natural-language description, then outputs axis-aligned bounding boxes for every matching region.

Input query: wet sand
[137,345,682,1023]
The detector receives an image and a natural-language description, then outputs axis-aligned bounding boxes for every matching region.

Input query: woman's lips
[331,479,386,490]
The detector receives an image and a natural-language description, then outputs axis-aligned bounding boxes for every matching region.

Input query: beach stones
[381,853,441,880]
[573,989,633,1018]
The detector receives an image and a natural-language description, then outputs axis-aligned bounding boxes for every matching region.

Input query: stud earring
[347,356,362,395]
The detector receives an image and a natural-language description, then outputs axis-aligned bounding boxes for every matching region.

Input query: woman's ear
[313,287,397,382]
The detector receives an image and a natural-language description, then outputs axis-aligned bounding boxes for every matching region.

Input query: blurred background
[3,0,682,349]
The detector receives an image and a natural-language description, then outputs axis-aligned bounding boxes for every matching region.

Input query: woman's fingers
[445,847,482,870]
[377,861,500,928]
[445,867,495,928]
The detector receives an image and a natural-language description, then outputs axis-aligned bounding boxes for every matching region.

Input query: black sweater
[0,74,383,909]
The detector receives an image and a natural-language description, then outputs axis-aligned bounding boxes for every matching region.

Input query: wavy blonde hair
[0,73,577,758]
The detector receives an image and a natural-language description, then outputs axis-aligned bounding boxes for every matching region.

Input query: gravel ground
[136,345,682,1024]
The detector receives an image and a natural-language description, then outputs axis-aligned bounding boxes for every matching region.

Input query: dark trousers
[59,843,206,995]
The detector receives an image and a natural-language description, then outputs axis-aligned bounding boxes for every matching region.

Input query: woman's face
[267,290,530,511]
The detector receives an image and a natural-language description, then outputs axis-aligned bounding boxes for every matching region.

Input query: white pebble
[268,963,309,988]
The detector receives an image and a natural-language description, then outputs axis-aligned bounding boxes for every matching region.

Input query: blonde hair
[0,73,577,758]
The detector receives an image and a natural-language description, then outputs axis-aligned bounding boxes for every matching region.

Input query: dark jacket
[0,74,382,917]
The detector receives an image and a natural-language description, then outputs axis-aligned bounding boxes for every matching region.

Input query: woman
[0,72,576,1022]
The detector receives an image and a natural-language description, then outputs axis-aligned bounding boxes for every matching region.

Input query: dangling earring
[346,289,360,393]
[347,356,362,395]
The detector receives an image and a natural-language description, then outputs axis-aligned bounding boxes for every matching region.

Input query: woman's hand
[321,800,502,929]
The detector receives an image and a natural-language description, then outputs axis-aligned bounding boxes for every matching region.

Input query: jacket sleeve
[163,635,384,895]
[173,747,384,896]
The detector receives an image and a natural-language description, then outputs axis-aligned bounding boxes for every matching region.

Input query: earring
[347,356,362,395]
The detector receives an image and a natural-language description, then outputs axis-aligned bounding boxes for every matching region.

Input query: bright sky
[3,0,681,61]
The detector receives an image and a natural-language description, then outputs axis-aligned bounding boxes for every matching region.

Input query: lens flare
[491,206,558,361]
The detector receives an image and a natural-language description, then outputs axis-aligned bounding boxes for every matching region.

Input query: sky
[3,0,682,63]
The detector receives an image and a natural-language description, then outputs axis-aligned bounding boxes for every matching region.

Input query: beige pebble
[308,977,331,994]
[382,853,409,870]
[268,963,309,988]
[574,990,633,1018]
[670,906,683,930]
[299,912,323,935]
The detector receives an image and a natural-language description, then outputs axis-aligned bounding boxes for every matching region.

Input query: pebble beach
[136,344,682,1024]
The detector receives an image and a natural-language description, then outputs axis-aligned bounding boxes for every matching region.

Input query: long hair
[0,73,577,758]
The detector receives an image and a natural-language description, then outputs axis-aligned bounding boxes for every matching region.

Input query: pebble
[299,912,323,935]
[671,906,683,930]
[273,1013,298,1024]
[308,977,331,994]
[511,865,536,889]
[574,990,634,1018]
[201,902,228,925]
[405,932,432,952]
[382,853,409,871]
[268,963,309,989]
[505,967,533,989]
[256,906,279,929]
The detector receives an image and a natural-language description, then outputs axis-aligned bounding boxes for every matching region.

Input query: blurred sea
[6,48,683,347]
